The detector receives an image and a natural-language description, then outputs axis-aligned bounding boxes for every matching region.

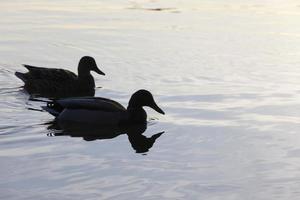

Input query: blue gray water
[1,0,300,199]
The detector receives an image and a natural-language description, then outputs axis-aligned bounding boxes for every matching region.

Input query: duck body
[57,106,129,126]
[15,56,105,98]
[42,90,165,126]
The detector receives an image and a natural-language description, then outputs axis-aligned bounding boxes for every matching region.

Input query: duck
[42,89,165,126]
[15,56,105,98]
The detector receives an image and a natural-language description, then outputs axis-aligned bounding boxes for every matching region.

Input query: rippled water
[1,0,300,199]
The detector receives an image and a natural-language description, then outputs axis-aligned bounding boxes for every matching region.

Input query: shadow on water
[46,121,164,154]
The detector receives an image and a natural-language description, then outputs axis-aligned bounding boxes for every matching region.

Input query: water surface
[1,0,300,199]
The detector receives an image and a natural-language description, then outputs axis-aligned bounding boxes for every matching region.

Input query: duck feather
[23,64,77,82]
[56,97,126,112]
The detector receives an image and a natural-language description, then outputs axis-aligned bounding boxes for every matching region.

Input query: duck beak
[150,102,165,115]
[93,67,105,75]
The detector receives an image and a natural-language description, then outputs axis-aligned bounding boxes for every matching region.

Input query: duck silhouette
[42,89,165,126]
[47,121,164,154]
[15,56,105,98]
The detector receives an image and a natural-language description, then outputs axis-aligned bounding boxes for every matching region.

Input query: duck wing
[42,97,126,117]
[57,97,126,112]
[22,65,77,81]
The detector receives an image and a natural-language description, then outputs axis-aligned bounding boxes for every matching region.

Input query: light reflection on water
[1,0,300,199]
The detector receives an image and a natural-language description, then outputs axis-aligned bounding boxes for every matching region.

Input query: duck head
[78,56,105,76]
[128,89,165,115]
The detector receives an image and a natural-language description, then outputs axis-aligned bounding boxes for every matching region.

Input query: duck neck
[127,106,147,124]
[78,65,91,79]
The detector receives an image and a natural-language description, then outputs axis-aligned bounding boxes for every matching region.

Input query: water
[1,0,300,199]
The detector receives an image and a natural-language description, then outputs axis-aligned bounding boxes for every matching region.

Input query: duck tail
[41,106,60,117]
[23,64,39,71]
[41,101,64,117]
[15,71,27,82]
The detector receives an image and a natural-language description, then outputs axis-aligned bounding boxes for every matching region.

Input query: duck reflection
[47,121,164,154]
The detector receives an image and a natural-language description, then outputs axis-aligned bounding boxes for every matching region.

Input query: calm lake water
[1,0,300,199]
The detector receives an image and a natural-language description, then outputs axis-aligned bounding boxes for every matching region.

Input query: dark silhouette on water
[47,121,164,154]
[15,56,105,98]
[42,89,165,126]
[127,128,164,154]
